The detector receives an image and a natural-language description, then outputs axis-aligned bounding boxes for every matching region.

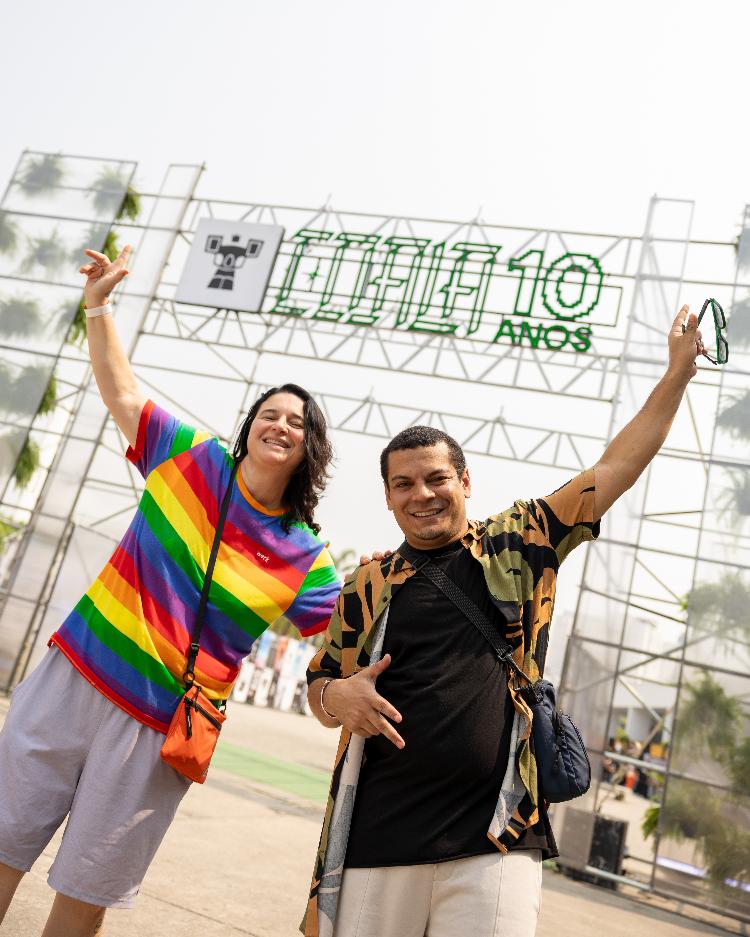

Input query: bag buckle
[184,697,193,739]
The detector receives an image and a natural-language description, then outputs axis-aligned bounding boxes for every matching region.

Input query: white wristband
[85,303,111,318]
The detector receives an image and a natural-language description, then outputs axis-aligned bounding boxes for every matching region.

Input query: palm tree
[718,469,750,523]
[736,221,750,275]
[717,389,750,442]
[64,297,88,346]
[66,229,121,346]
[0,211,18,255]
[100,229,120,262]
[0,516,20,555]
[37,373,57,416]
[331,547,358,578]
[13,437,40,489]
[0,426,22,475]
[70,227,121,265]
[643,673,750,892]
[118,186,141,221]
[3,373,56,491]
[90,168,141,221]
[729,737,750,793]
[0,296,42,338]
[687,570,750,644]
[17,154,65,197]
[642,781,704,844]
[21,232,67,276]
[68,223,110,265]
[0,363,54,417]
[672,672,740,763]
[727,297,750,350]
[0,361,57,492]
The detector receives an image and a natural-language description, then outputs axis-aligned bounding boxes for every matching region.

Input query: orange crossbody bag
[161,461,238,783]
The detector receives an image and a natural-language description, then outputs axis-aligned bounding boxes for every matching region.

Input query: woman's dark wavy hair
[232,384,332,535]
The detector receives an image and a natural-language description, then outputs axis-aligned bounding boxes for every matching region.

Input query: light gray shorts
[0,647,191,908]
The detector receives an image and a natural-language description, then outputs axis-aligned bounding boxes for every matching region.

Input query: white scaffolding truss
[0,153,747,921]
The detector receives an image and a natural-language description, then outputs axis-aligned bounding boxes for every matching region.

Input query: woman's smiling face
[246,392,307,475]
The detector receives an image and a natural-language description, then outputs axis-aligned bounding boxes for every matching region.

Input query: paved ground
[0,696,740,936]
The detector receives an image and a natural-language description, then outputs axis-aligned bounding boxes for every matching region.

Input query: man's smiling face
[384,442,471,549]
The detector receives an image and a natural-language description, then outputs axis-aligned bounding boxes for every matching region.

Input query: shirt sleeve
[305,583,346,686]
[530,466,600,566]
[283,545,341,639]
[125,399,213,479]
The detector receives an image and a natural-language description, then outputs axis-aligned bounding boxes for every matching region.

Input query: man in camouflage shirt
[303,309,705,937]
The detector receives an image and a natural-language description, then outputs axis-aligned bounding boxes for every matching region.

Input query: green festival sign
[269,228,609,353]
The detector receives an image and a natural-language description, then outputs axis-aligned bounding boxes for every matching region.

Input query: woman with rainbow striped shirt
[0,245,340,936]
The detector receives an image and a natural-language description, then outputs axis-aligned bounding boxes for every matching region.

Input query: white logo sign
[175,219,285,313]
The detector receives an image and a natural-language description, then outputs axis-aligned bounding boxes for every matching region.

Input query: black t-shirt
[345,539,550,868]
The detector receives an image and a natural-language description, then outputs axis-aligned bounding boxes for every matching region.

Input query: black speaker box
[557,807,628,889]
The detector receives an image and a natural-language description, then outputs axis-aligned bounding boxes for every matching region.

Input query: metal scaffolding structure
[0,152,748,921]
[558,199,750,919]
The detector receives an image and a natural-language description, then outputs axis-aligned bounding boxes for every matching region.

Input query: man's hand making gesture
[321,654,405,749]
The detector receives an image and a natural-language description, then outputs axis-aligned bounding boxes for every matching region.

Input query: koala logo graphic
[205,234,263,291]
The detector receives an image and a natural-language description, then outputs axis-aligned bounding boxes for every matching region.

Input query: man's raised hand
[79,244,132,309]
[324,654,405,749]
[669,304,706,380]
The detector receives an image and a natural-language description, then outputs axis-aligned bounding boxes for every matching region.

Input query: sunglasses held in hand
[682,298,729,365]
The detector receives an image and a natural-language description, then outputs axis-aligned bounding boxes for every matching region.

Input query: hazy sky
[2,0,749,241]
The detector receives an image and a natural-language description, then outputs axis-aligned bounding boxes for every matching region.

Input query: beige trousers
[333,849,542,937]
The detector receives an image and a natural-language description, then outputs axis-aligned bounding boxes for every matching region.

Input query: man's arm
[307,676,344,729]
[306,583,405,748]
[79,245,146,448]
[594,305,704,520]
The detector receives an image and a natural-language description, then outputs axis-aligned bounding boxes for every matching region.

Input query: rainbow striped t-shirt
[50,400,340,733]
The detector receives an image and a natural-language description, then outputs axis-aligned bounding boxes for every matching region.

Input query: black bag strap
[398,539,531,685]
[184,460,239,688]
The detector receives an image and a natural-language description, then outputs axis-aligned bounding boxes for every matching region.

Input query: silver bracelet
[320,678,340,722]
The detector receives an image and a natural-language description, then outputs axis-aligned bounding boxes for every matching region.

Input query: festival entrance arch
[0,151,747,921]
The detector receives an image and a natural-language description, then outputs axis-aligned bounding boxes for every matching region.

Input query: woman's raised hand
[78,245,132,309]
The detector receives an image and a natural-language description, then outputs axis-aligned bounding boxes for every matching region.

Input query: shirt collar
[393,519,486,573]
[461,518,487,545]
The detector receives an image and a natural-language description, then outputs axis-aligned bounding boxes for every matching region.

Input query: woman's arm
[79,245,147,447]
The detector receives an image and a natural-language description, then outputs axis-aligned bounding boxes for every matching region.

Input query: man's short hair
[380,425,467,484]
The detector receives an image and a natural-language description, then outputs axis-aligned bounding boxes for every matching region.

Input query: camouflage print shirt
[302,468,600,937]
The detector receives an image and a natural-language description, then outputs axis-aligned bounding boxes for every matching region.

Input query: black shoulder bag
[398,540,590,803]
